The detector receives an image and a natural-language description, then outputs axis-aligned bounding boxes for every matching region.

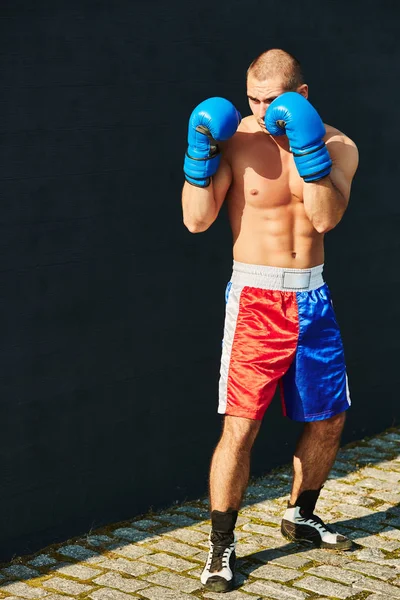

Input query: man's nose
[259,102,268,120]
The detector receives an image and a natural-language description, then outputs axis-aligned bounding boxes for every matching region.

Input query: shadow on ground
[1,430,399,592]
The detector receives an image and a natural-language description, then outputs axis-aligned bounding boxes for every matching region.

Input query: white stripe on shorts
[218,282,242,415]
[345,373,351,406]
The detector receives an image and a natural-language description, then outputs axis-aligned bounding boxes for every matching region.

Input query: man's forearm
[303,176,348,234]
[182,181,218,233]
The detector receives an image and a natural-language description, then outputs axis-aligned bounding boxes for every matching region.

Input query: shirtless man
[182,49,359,593]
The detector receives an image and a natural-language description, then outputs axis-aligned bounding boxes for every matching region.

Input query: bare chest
[227,132,304,208]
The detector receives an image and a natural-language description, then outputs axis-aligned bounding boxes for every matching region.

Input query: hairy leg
[290,412,346,504]
[209,415,261,511]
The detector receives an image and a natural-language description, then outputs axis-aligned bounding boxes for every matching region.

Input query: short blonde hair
[247,48,304,90]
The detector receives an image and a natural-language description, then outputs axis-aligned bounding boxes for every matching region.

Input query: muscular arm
[182,156,233,233]
[303,131,359,233]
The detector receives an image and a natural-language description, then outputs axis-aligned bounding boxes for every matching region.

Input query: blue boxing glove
[184,97,241,187]
[265,92,332,183]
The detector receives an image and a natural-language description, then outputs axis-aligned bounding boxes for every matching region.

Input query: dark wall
[1,0,398,560]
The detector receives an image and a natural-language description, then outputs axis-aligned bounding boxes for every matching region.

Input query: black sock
[288,488,322,516]
[211,508,238,544]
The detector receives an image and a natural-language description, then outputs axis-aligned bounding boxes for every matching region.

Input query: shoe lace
[298,511,335,534]
[208,544,231,572]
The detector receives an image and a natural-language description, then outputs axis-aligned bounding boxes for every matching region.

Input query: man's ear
[297,84,308,99]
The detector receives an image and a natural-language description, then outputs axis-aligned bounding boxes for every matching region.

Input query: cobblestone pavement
[2,429,400,600]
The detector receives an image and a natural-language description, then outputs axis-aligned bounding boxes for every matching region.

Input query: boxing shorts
[218,262,351,422]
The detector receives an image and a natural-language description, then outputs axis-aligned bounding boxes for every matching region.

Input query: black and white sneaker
[281,506,352,550]
[201,532,236,592]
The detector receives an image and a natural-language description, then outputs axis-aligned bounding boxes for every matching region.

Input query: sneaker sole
[281,522,353,550]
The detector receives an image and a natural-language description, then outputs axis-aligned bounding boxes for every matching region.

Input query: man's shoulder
[324,124,357,149]
[324,124,359,176]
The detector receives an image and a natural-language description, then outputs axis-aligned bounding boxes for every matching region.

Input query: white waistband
[231,261,324,292]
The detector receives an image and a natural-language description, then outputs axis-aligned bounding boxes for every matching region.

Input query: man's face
[247,74,307,133]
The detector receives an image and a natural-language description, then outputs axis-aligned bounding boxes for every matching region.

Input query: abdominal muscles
[227,168,324,269]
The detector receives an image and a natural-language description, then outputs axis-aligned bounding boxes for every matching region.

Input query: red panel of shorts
[225,287,299,420]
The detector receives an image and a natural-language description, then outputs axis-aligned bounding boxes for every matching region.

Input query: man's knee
[221,415,261,451]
